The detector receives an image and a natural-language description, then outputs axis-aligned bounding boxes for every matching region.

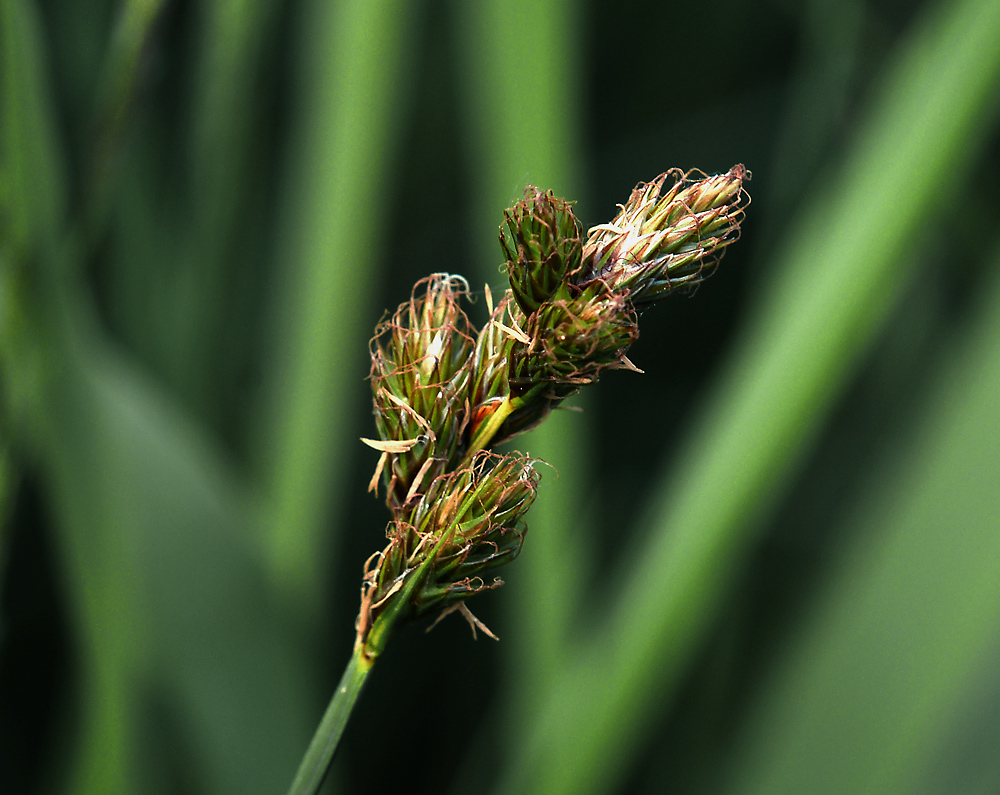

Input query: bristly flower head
[356,452,538,647]
[357,166,749,648]
[501,187,584,316]
[581,164,749,305]
[513,282,638,388]
[364,274,476,510]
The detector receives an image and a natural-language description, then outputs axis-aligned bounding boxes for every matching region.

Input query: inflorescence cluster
[356,165,750,653]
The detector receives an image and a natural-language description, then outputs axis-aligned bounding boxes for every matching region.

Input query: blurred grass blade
[492,0,1000,792]
[258,0,412,608]
[456,0,584,230]
[0,0,67,655]
[87,0,167,228]
[0,1,113,787]
[39,300,312,794]
[455,0,588,722]
[3,3,312,790]
[0,0,66,255]
[755,0,864,248]
[188,0,280,253]
[723,260,1000,795]
[166,0,281,410]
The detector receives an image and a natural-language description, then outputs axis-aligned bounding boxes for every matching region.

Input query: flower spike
[357,166,749,646]
[500,186,585,315]
[582,164,750,304]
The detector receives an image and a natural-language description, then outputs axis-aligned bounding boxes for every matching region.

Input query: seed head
[513,282,638,388]
[501,186,585,316]
[358,166,750,644]
[356,452,538,645]
[582,164,750,304]
[368,274,476,509]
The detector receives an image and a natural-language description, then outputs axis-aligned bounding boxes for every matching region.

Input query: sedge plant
[285,165,751,795]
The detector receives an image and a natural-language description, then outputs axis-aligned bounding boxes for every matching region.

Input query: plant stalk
[466,395,517,459]
[464,382,548,463]
[288,578,416,795]
[285,646,374,795]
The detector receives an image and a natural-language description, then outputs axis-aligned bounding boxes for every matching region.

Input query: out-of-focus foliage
[1,0,998,794]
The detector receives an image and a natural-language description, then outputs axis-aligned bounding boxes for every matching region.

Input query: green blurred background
[2,0,1000,793]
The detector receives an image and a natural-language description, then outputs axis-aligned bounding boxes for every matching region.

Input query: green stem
[287,573,417,795]
[466,395,517,459]
[464,382,549,463]
[285,646,374,795]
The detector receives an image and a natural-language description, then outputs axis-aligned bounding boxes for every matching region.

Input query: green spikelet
[513,282,638,388]
[501,186,585,315]
[367,274,476,509]
[356,452,539,642]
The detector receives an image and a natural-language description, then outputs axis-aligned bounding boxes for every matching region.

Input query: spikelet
[501,186,585,315]
[356,452,538,646]
[367,274,476,509]
[582,164,750,304]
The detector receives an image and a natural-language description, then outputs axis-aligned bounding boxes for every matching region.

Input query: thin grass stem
[285,646,374,795]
